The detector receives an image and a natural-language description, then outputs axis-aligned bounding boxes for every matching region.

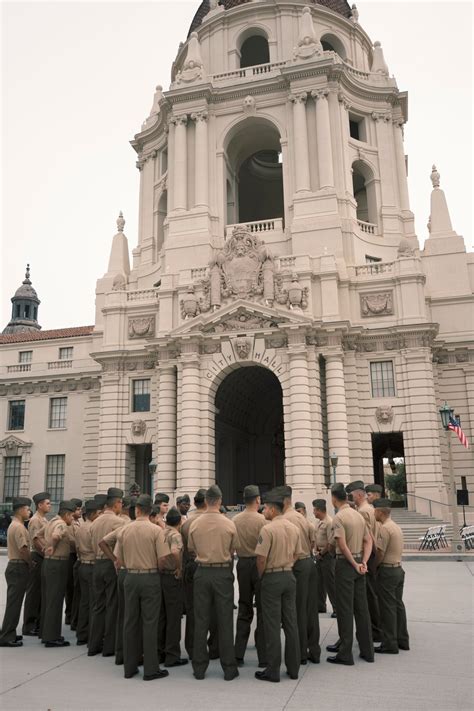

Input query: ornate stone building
[1,0,473,513]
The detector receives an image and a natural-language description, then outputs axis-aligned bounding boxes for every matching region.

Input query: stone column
[325,351,350,482]
[286,332,314,488]
[97,371,127,491]
[338,94,353,196]
[192,110,209,207]
[173,114,188,211]
[156,363,177,495]
[393,118,411,211]
[312,89,334,189]
[290,91,311,192]
[178,343,202,492]
[372,112,395,207]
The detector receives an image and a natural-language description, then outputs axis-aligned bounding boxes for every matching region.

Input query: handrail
[404,492,474,519]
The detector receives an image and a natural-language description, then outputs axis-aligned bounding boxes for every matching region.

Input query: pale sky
[1,0,472,330]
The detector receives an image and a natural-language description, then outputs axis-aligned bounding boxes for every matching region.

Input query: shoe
[326,643,340,653]
[165,658,188,667]
[398,644,410,651]
[286,671,298,680]
[374,646,398,655]
[124,669,139,679]
[359,653,375,662]
[102,652,114,657]
[331,612,337,619]
[76,640,87,646]
[15,635,23,642]
[143,669,169,680]
[0,640,23,648]
[87,648,103,656]
[224,669,239,681]
[255,671,279,683]
[308,655,320,664]
[236,658,244,667]
[193,672,205,680]
[258,662,267,668]
[326,656,354,666]
[45,640,70,648]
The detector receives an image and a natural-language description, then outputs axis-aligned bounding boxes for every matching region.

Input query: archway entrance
[371,432,406,507]
[215,366,285,505]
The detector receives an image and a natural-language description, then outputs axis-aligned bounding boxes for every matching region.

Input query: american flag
[448,415,469,449]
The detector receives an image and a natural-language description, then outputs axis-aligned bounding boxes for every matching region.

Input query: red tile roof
[0,326,95,345]
[188,0,352,35]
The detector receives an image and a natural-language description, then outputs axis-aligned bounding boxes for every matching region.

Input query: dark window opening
[3,456,22,502]
[8,400,25,430]
[349,120,360,140]
[33,307,37,320]
[15,305,20,318]
[24,305,30,318]
[132,379,151,412]
[240,35,270,69]
[238,150,284,223]
[365,255,382,263]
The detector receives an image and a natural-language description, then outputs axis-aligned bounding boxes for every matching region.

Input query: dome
[188,0,353,36]
[2,264,42,334]
[14,281,39,302]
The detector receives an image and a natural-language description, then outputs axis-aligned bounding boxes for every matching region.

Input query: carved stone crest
[275,273,309,310]
[131,419,146,437]
[204,310,279,334]
[129,316,155,338]
[360,292,393,317]
[234,337,251,360]
[376,405,393,425]
[180,286,201,320]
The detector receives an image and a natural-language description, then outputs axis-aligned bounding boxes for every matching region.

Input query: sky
[1,0,472,330]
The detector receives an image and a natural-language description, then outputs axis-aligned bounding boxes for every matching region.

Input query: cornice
[0,375,101,398]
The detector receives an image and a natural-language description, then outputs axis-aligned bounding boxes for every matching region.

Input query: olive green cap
[70,498,82,509]
[12,496,31,510]
[94,494,108,507]
[154,492,170,504]
[32,492,51,506]
[272,485,292,499]
[107,487,124,499]
[365,484,383,494]
[243,485,260,500]
[206,484,222,499]
[58,500,75,512]
[373,498,392,508]
[194,488,207,504]
[137,494,153,508]
[84,500,99,513]
[345,480,365,494]
[263,489,284,505]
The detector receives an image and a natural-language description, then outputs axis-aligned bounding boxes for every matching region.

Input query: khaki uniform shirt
[7,518,29,559]
[376,518,404,565]
[161,527,183,571]
[27,512,46,554]
[188,512,239,564]
[233,510,266,557]
[332,505,366,556]
[284,508,314,559]
[315,515,333,553]
[181,509,204,563]
[116,519,168,570]
[357,501,377,537]
[90,509,126,559]
[255,515,302,570]
[44,516,71,558]
[75,519,96,562]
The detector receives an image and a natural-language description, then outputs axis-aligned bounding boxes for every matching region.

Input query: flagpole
[445,429,463,556]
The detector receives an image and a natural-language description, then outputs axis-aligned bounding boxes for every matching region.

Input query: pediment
[170,300,312,337]
[0,434,32,452]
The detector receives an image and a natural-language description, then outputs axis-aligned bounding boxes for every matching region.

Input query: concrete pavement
[0,558,473,711]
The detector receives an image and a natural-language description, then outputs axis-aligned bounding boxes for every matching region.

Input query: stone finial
[117,211,125,232]
[209,0,219,9]
[293,6,322,60]
[430,164,440,188]
[371,41,389,75]
[25,264,31,282]
[149,85,163,117]
[351,3,359,22]
[183,32,204,72]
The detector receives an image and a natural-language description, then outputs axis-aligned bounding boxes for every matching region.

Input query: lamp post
[439,402,464,555]
[148,457,157,496]
[330,452,338,485]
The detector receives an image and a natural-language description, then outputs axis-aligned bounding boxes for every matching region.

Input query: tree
[385,462,406,499]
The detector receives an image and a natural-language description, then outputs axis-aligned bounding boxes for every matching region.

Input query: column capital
[289,90,308,104]
[191,110,208,122]
[312,88,330,101]
[171,114,188,126]
[337,91,351,110]
[372,111,392,123]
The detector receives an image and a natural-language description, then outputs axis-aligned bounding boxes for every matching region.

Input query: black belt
[238,556,256,560]
[197,562,232,568]
[45,556,69,561]
[380,563,401,568]
[8,559,27,564]
[265,567,293,574]
[127,569,158,575]
[336,554,363,561]
[80,560,95,565]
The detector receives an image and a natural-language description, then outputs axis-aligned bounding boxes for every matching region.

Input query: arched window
[156,191,167,253]
[320,33,347,60]
[240,35,270,68]
[352,160,377,225]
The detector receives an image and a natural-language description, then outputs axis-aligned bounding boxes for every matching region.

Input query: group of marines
[0,478,409,683]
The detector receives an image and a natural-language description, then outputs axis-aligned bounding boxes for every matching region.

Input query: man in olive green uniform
[275,485,320,665]
[187,485,239,681]
[327,484,373,666]
[116,494,169,681]
[74,500,99,645]
[347,480,382,642]
[158,507,187,666]
[22,491,51,636]
[41,500,75,647]
[66,498,83,629]
[366,483,383,505]
[0,497,32,647]
[88,487,125,657]
[313,499,337,617]
[233,485,266,666]
[181,488,207,658]
[374,499,410,653]
[255,490,301,682]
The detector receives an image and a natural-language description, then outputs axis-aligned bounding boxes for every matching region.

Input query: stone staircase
[390,508,453,550]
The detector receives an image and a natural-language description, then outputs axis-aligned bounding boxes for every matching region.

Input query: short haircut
[137,503,152,516]
[205,494,221,507]
[58,508,71,517]
[106,496,121,507]
[267,500,284,513]
[244,494,258,504]
[331,486,347,502]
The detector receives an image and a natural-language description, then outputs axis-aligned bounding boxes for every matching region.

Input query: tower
[3,265,41,334]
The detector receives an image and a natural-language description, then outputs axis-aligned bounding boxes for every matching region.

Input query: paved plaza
[0,557,473,711]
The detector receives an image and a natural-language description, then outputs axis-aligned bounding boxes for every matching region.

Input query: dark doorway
[215,366,285,505]
[128,443,152,495]
[238,150,284,223]
[371,432,406,504]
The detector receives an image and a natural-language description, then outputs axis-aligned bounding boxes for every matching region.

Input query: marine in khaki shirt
[44,516,72,558]
[116,519,168,570]
[332,506,366,557]
[161,526,183,573]
[27,512,47,554]
[283,507,314,559]
[188,511,239,564]
[376,518,404,565]
[233,509,266,557]
[357,500,377,538]
[255,516,302,571]
[74,518,97,562]
[89,509,126,559]
[7,517,30,560]
[315,514,333,555]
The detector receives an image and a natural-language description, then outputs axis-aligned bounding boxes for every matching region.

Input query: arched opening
[321,33,347,59]
[352,160,377,224]
[240,35,270,68]
[156,191,167,253]
[225,118,284,225]
[215,366,285,505]
[226,179,236,224]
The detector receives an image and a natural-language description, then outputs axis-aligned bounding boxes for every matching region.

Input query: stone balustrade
[354,261,394,276]
[126,288,159,302]
[357,219,378,235]
[225,218,283,239]
[47,360,73,370]
[6,363,31,373]
[191,267,209,281]
[211,60,287,83]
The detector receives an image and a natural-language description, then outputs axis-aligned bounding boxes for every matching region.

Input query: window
[3,456,22,502]
[132,379,151,412]
[365,255,382,264]
[33,307,37,320]
[19,351,32,363]
[24,305,30,318]
[370,361,395,398]
[161,149,168,175]
[15,305,20,318]
[45,455,65,502]
[240,35,270,68]
[59,347,73,360]
[49,397,67,428]
[349,114,367,142]
[8,400,25,430]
